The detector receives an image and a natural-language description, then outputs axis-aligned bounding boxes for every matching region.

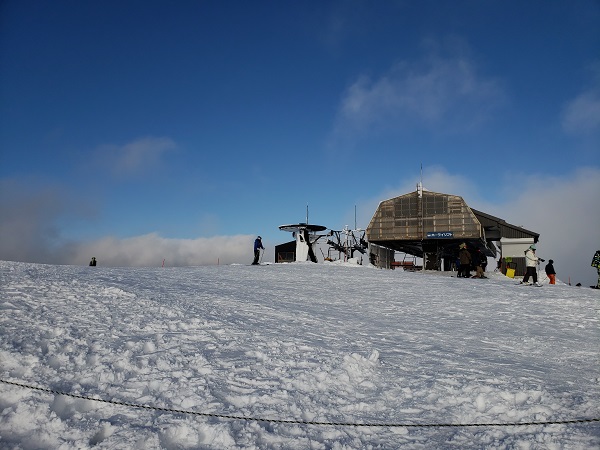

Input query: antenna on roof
[306,204,309,224]
[417,163,423,198]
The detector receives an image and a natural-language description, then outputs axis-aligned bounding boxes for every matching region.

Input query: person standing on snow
[89,257,97,266]
[545,259,557,285]
[458,243,472,278]
[474,249,488,278]
[252,236,264,265]
[520,244,544,285]
[591,250,600,289]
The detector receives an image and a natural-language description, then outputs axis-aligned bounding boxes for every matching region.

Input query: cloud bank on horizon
[1,166,598,286]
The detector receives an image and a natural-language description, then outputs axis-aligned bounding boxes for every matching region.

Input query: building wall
[275,241,296,263]
[368,243,395,269]
[500,238,535,258]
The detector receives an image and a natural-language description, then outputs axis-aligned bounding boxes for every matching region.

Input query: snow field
[0,260,599,449]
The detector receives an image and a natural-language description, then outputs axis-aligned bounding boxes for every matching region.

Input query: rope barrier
[2,379,599,428]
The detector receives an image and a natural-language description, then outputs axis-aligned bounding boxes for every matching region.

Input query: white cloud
[65,233,254,267]
[562,61,600,135]
[0,178,256,267]
[332,39,506,140]
[562,89,600,134]
[96,136,177,176]
[0,178,90,263]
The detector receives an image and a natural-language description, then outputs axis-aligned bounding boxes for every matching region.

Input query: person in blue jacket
[252,236,264,265]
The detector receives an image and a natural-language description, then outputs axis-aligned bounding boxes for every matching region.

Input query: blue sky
[1,1,599,283]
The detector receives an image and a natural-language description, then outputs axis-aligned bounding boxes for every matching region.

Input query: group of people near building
[501,245,600,288]
[498,244,554,286]
[457,243,488,278]
[457,243,560,286]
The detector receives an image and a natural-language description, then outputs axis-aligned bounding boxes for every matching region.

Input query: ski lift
[279,223,328,263]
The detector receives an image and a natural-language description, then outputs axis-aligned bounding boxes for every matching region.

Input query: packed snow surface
[1,260,599,449]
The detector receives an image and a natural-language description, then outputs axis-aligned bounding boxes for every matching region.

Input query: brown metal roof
[366,190,539,259]
[470,209,539,242]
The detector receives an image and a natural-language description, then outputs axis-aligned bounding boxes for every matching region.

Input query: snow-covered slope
[1,260,599,449]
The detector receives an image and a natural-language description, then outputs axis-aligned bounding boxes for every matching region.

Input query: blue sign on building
[427,231,454,239]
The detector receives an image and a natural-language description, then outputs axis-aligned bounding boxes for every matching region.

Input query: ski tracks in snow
[0,261,599,448]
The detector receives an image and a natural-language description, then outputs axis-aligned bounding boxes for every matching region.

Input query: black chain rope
[2,378,599,428]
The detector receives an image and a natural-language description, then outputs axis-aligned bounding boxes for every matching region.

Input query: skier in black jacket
[545,259,556,284]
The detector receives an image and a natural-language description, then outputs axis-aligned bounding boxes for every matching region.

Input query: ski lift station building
[366,188,539,276]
